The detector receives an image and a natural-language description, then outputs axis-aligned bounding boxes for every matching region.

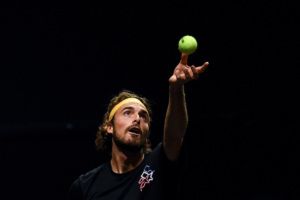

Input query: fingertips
[203,61,209,69]
[196,61,209,74]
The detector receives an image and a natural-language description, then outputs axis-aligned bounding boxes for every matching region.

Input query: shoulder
[147,142,181,169]
[78,164,107,186]
[68,164,107,200]
[146,142,169,163]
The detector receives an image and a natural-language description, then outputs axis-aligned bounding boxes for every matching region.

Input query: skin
[106,103,150,173]
[107,53,209,173]
[164,53,209,161]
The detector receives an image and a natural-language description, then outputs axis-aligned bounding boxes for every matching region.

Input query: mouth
[127,126,142,136]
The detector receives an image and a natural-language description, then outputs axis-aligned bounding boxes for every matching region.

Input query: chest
[87,163,161,200]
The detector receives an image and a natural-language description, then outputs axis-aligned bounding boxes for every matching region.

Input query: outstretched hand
[169,53,209,85]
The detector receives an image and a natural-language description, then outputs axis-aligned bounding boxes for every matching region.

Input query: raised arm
[163,53,209,161]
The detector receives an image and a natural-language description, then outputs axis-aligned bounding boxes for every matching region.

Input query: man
[68,53,209,200]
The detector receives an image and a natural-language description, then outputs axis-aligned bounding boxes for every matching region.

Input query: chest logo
[138,165,155,191]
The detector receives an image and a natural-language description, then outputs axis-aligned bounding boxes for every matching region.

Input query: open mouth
[128,126,142,135]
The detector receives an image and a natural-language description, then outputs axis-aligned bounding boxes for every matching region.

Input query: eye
[123,110,131,116]
[121,107,136,118]
[140,112,150,122]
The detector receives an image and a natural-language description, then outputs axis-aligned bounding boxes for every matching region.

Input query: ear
[106,123,113,135]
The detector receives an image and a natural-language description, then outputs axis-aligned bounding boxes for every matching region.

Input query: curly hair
[95,90,152,158]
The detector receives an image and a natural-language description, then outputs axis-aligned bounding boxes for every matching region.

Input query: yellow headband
[108,98,147,122]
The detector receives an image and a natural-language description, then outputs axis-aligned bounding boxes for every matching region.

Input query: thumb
[169,74,177,83]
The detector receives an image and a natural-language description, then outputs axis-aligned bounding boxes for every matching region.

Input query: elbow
[163,138,183,161]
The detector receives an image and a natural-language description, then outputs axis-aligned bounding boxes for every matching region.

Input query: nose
[133,113,141,123]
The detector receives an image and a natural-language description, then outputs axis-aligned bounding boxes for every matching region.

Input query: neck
[110,143,144,174]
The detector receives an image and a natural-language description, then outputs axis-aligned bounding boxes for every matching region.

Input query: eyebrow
[122,106,149,115]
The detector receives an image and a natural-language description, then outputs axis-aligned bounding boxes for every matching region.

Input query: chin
[114,140,144,153]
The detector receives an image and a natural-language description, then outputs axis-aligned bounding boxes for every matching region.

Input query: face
[107,102,150,153]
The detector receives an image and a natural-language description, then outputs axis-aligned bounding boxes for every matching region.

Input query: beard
[113,134,146,154]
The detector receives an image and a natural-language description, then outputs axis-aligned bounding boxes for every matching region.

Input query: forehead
[118,102,148,112]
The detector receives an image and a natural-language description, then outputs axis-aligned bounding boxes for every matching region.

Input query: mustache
[127,124,142,134]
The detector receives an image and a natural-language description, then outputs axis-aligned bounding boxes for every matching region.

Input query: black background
[1,1,299,199]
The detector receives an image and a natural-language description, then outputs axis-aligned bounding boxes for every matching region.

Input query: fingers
[175,66,195,81]
[191,65,199,79]
[195,61,209,74]
[182,61,209,80]
[171,60,209,84]
[174,68,181,79]
[180,53,188,65]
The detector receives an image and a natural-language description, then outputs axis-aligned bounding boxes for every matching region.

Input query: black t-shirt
[68,143,179,200]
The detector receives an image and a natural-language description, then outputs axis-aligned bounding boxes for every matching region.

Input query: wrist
[169,84,184,94]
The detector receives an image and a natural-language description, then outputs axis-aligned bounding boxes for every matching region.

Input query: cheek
[115,119,130,132]
[142,123,150,134]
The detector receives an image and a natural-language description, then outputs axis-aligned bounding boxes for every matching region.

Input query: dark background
[1,1,299,199]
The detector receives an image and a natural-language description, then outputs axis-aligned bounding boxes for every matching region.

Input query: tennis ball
[178,35,198,55]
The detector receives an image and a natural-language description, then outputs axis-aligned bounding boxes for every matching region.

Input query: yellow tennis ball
[178,35,198,55]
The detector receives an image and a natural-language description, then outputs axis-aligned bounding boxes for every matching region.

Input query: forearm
[163,84,188,160]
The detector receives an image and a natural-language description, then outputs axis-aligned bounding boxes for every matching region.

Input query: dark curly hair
[95,90,152,158]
